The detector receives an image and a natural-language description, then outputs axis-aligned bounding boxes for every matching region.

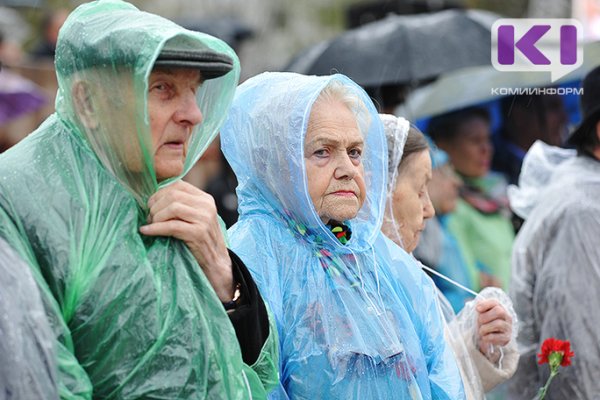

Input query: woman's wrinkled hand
[139,180,234,302]
[476,298,512,363]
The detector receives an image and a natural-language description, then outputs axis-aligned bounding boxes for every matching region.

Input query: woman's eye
[314,149,328,158]
[348,148,362,159]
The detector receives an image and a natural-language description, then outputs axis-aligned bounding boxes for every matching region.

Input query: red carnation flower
[536,337,575,400]
[538,338,575,367]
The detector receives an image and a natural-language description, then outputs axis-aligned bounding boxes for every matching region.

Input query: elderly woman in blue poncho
[220,72,464,399]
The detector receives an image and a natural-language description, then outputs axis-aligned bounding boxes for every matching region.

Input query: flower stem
[537,370,558,400]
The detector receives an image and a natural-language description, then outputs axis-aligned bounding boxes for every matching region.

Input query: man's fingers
[149,190,217,223]
[139,220,189,238]
[148,181,205,207]
[150,202,207,225]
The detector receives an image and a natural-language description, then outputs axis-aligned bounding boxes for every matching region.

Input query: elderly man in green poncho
[0,1,278,398]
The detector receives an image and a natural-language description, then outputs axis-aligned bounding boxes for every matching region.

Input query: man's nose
[175,91,203,126]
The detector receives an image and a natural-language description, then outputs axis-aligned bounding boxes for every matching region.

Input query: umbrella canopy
[175,17,253,49]
[398,40,600,121]
[284,8,500,87]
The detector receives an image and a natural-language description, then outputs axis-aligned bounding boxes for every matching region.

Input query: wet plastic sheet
[381,114,519,399]
[221,72,465,399]
[508,142,600,399]
[0,1,277,398]
[0,238,58,399]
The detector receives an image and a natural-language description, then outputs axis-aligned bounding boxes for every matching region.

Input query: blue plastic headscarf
[222,72,464,399]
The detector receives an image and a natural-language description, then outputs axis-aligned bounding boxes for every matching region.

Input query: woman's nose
[334,153,358,180]
[423,191,435,220]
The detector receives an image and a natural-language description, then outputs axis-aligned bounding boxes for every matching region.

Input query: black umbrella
[284,8,500,87]
[175,17,253,50]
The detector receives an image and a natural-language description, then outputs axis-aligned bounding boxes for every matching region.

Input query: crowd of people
[1,1,599,399]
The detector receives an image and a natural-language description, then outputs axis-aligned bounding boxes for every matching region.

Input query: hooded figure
[507,140,600,399]
[506,66,600,399]
[0,1,277,398]
[380,114,519,399]
[221,72,464,399]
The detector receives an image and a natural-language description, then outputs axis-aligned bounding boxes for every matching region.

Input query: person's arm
[140,180,236,301]
[139,181,270,363]
[140,181,279,393]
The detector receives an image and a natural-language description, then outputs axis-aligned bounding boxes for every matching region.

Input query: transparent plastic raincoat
[381,114,519,399]
[508,141,600,399]
[0,238,58,399]
[221,72,464,399]
[0,1,277,398]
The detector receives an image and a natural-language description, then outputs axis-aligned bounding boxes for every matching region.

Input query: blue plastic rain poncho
[508,141,600,399]
[380,114,520,399]
[221,72,464,399]
[0,1,277,398]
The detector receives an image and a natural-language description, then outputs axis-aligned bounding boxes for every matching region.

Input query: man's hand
[476,298,513,363]
[139,180,234,302]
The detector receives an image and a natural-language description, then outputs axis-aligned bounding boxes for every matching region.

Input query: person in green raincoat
[0,1,278,398]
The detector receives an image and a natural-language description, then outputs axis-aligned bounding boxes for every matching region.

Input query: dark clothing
[228,250,270,365]
[492,135,526,185]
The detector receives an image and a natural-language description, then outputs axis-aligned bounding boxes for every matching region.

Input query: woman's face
[391,150,435,253]
[428,164,461,215]
[438,117,493,178]
[304,97,366,224]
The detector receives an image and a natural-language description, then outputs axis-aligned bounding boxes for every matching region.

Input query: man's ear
[72,81,99,130]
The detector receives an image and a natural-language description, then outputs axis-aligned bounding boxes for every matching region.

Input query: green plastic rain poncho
[221,72,464,399]
[0,1,277,398]
[507,141,600,399]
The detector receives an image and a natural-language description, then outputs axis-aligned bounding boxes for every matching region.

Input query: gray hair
[315,80,371,136]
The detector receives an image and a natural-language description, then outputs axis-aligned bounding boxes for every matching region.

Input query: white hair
[314,79,371,136]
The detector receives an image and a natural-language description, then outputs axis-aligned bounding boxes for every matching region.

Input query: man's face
[148,68,203,181]
[304,98,366,224]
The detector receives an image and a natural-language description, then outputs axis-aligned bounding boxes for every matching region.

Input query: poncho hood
[222,72,387,252]
[54,0,240,205]
[508,140,576,219]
